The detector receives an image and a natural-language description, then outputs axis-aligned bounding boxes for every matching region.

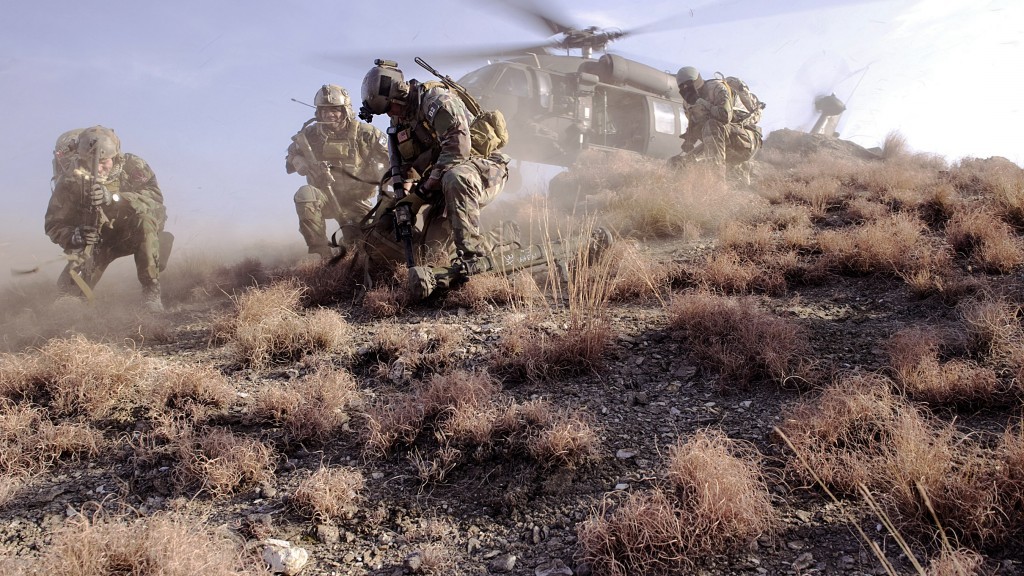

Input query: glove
[88,183,111,207]
[395,191,427,216]
[70,226,100,248]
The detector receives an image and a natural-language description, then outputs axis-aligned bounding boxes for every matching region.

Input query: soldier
[286,84,389,259]
[44,125,172,311]
[672,67,764,183]
[357,61,511,264]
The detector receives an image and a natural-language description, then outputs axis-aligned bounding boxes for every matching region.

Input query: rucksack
[716,73,765,128]
[420,80,509,157]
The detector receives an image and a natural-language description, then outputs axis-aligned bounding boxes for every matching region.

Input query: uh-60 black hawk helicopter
[440,3,693,169]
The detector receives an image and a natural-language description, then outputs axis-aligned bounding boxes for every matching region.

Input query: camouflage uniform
[388,81,511,259]
[286,116,388,258]
[680,77,762,170]
[45,152,168,299]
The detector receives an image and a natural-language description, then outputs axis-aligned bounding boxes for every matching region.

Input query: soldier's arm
[426,91,472,181]
[117,154,165,213]
[707,81,733,124]
[44,179,81,249]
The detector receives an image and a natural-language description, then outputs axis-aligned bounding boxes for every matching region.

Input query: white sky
[1,0,1021,276]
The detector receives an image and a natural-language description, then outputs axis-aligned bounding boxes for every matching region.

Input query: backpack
[420,80,509,157]
[717,73,765,128]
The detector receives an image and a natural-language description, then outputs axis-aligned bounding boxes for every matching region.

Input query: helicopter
[434,3,693,169]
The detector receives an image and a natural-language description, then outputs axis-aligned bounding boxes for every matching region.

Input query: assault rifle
[386,125,417,268]
[415,57,482,117]
[292,128,336,198]
[67,143,110,301]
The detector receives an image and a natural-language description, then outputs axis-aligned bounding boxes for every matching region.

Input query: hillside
[2,131,1024,575]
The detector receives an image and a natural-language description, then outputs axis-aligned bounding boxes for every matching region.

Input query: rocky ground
[2,134,1024,575]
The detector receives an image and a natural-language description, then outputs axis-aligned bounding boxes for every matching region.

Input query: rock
[388,359,407,383]
[574,562,593,576]
[787,540,805,550]
[535,559,573,576]
[615,449,636,460]
[794,509,812,523]
[315,524,339,545]
[488,553,517,573]
[262,539,310,575]
[405,551,424,573]
[261,485,278,498]
[792,552,814,571]
[467,537,482,554]
[614,483,629,491]
[739,400,752,409]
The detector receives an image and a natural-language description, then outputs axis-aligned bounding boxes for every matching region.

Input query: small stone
[261,485,278,499]
[792,552,815,571]
[535,559,574,576]
[371,472,385,480]
[615,449,636,460]
[794,509,812,523]
[739,400,752,409]
[483,550,500,560]
[488,553,517,573]
[405,551,423,573]
[467,537,481,554]
[614,483,629,491]
[315,524,340,545]
[262,539,309,575]
[575,562,593,576]
[787,540,805,550]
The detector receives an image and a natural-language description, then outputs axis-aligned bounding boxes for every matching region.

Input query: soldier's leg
[724,126,763,186]
[294,185,332,258]
[700,119,730,165]
[441,160,507,258]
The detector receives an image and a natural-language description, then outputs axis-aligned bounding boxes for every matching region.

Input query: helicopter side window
[652,100,676,134]
[494,68,530,98]
[535,72,552,110]
[460,67,497,92]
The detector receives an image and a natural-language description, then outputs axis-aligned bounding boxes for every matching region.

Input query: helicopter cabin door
[591,86,649,154]
[646,97,686,160]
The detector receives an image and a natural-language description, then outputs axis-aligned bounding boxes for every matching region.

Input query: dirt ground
[2,135,1024,575]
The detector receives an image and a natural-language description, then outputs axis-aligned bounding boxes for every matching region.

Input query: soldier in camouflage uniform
[358,61,511,263]
[286,84,389,259]
[44,125,171,311]
[672,67,762,182]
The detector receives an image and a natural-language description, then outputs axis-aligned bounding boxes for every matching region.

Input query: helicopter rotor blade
[474,0,578,36]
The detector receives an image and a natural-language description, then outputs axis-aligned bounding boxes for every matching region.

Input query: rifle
[67,143,110,300]
[386,125,417,268]
[293,129,337,199]
[415,57,482,117]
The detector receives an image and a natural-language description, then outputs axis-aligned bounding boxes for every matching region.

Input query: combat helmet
[52,128,84,179]
[76,125,121,161]
[359,60,408,118]
[314,84,353,120]
[675,66,704,104]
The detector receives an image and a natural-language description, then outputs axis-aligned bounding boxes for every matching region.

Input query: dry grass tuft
[147,360,236,418]
[0,336,151,420]
[164,424,275,497]
[292,466,365,522]
[253,365,361,444]
[925,548,984,576]
[881,130,910,161]
[363,285,407,318]
[0,403,101,475]
[945,209,1024,273]
[217,280,351,370]
[445,270,546,311]
[527,409,601,468]
[818,212,937,276]
[11,510,268,576]
[369,322,467,379]
[667,291,809,387]
[578,431,774,574]
[887,327,1004,404]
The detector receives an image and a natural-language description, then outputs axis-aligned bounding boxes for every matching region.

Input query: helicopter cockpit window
[460,67,497,92]
[535,72,552,109]
[494,68,530,98]
[652,100,676,134]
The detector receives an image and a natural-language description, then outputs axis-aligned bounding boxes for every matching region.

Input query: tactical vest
[313,125,363,174]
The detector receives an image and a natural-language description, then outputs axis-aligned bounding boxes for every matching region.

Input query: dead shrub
[693,250,786,295]
[667,291,808,386]
[493,315,612,381]
[780,377,1008,544]
[147,361,235,418]
[881,130,909,161]
[253,366,361,444]
[14,510,267,576]
[0,404,101,475]
[818,212,933,276]
[222,280,351,370]
[664,430,776,544]
[528,409,600,468]
[925,548,984,576]
[292,466,365,522]
[605,241,672,302]
[281,256,358,308]
[0,336,150,420]
[949,157,1024,228]
[887,327,1004,404]
[784,177,846,218]
[945,209,1024,273]
[445,271,545,311]
[362,285,406,318]
[960,298,1022,363]
[369,322,466,378]
[174,427,275,496]
[579,431,774,574]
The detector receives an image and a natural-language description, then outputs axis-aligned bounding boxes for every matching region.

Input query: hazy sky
[2,0,1021,275]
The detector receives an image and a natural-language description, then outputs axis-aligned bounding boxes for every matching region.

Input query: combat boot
[142,282,164,312]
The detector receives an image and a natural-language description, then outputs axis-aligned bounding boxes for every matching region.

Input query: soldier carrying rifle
[44,125,172,311]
